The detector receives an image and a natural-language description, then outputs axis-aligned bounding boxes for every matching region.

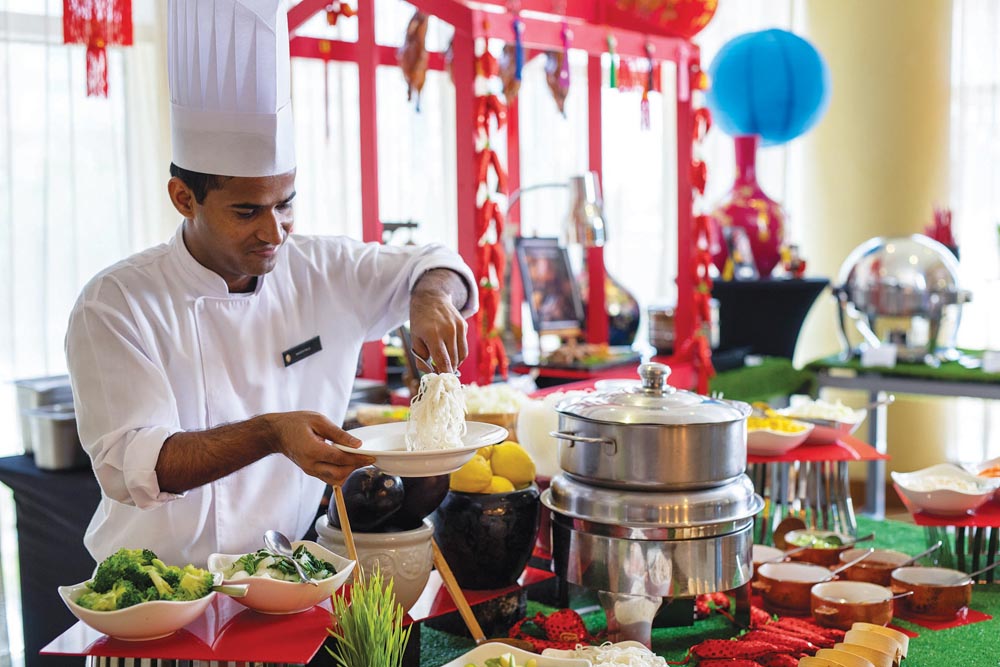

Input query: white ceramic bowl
[445,643,590,667]
[964,455,1000,500]
[777,406,867,444]
[747,423,813,456]
[340,421,508,477]
[752,544,786,565]
[58,583,216,641]
[891,463,999,515]
[542,640,652,662]
[315,515,433,614]
[207,540,355,614]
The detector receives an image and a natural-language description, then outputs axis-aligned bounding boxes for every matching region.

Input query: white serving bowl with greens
[58,583,216,641]
[207,540,355,614]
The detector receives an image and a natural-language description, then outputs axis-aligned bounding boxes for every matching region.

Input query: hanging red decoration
[325,1,356,26]
[615,0,717,40]
[63,0,133,97]
[471,34,510,384]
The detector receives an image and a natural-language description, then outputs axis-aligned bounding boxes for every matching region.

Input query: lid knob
[638,362,672,391]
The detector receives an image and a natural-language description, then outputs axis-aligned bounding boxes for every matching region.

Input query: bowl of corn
[747,405,814,456]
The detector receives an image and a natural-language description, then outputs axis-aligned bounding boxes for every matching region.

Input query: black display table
[0,455,100,667]
[712,277,829,359]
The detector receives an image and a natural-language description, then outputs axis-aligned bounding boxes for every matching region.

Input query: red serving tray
[42,566,555,662]
[748,434,889,465]
[893,483,1000,528]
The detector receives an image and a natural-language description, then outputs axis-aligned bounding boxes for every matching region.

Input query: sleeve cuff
[121,426,187,509]
[407,255,480,318]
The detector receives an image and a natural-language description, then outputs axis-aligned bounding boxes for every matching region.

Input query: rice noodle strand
[405,373,467,451]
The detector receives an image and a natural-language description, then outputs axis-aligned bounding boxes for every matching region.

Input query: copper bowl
[810,581,894,630]
[754,561,832,615]
[751,544,785,583]
[785,529,853,566]
[839,548,910,587]
[890,565,972,621]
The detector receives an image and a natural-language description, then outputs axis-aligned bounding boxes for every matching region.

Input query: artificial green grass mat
[807,350,1000,384]
[419,515,1000,666]
[710,357,817,404]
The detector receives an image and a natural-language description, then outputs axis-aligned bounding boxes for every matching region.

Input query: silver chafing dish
[542,363,761,645]
[834,235,971,365]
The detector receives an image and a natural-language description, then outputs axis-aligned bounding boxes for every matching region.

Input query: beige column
[792,0,954,481]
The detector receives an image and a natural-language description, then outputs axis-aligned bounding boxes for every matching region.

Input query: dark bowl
[430,484,541,590]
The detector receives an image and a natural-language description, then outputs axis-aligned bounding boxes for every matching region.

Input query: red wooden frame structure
[287,0,699,383]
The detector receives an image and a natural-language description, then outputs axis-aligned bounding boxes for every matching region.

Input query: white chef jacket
[66,225,477,566]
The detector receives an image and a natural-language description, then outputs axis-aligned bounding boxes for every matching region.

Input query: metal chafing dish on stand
[543,363,762,645]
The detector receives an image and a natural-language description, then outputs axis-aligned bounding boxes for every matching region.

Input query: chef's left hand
[409,270,469,374]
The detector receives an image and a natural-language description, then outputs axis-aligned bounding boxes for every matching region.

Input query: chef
[65,0,476,566]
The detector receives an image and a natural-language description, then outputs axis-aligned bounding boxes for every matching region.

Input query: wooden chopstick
[431,538,486,643]
[333,485,360,580]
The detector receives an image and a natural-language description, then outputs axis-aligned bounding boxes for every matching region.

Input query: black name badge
[282,336,322,367]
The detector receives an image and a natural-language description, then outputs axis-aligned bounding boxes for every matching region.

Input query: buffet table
[416,516,1000,667]
[808,351,1000,520]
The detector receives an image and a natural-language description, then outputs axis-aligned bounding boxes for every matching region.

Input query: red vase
[711,135,785,278]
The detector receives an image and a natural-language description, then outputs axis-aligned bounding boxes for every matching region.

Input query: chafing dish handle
[548,431,618,454]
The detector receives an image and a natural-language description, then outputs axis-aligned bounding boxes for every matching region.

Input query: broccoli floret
[144,567,174,597]
[90,548,158,593]
[168,565,214,601]
[76,580,147,611]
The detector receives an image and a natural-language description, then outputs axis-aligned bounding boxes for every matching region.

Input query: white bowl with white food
[442,643,590,667]
[207,540,355,614]
[778,399,866,444]
[58,584,216,641]
[891,463,1000,515]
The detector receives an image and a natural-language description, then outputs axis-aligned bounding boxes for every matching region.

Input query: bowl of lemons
[430,441,540,589]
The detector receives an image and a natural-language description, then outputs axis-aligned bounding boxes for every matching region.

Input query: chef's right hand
[267,411,375,487]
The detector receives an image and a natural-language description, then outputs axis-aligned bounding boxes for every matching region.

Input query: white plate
[340,421,508,477]
[441,643,589,667]
[891,463,1000,515]
[207,540,355,615]
[542,641,653,661]
[747,423,813,456]
[964,455,1000,500]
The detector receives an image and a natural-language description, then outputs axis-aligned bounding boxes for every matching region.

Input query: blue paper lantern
[706,29,831,146]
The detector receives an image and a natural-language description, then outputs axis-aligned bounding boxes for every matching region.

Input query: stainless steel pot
[551,363,751,490]
[27,403,88,471]
[544,473,761,597]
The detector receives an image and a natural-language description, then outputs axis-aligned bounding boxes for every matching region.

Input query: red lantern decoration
[615,0,718,40]
[63,0,133,97]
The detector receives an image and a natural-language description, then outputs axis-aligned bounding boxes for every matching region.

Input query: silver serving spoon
[210,572,249,597]
[264,529,318,586]
[951,560,1000,585]
[898,540,944,567]
[821,548,876,582]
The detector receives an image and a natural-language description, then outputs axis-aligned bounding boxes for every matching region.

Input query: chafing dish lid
[555,362,749,425]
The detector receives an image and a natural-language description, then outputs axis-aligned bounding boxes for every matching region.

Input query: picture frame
[515,237,585,336]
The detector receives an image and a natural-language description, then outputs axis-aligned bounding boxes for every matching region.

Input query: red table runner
[748,433,889,465]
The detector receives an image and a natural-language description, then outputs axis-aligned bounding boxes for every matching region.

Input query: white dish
[207,540,355,615]
[341,421,508,477]
[441,642,590,667]
[964,455,1000,500]
[747,423,813,456]
[542,640,654,661]
[58,583,216,641]
[777,406,867,444]
[891,463,999,515]
[752,544,786,564]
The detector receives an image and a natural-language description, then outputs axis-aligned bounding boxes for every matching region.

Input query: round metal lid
[555,362,750,425]
[545,473,764,532]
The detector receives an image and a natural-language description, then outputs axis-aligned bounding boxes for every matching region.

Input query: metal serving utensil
[952,560,1000,585]
[264,529,318,586]
[898,541,943,567]
[210,572,249,597]
[821,548,876,582]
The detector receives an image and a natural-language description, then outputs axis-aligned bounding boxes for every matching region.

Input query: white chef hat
[168,0,295,177]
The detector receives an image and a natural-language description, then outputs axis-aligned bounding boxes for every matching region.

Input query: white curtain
[0,1,172,459]
[947,0,1000,463]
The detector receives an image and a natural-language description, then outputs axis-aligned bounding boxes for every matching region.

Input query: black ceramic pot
[431,484,541,590]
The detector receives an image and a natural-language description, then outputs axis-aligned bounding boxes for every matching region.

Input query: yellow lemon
[486,475,516,493]
[450,454,493,493]
[489,442,536,487]
[477,445,493,460]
